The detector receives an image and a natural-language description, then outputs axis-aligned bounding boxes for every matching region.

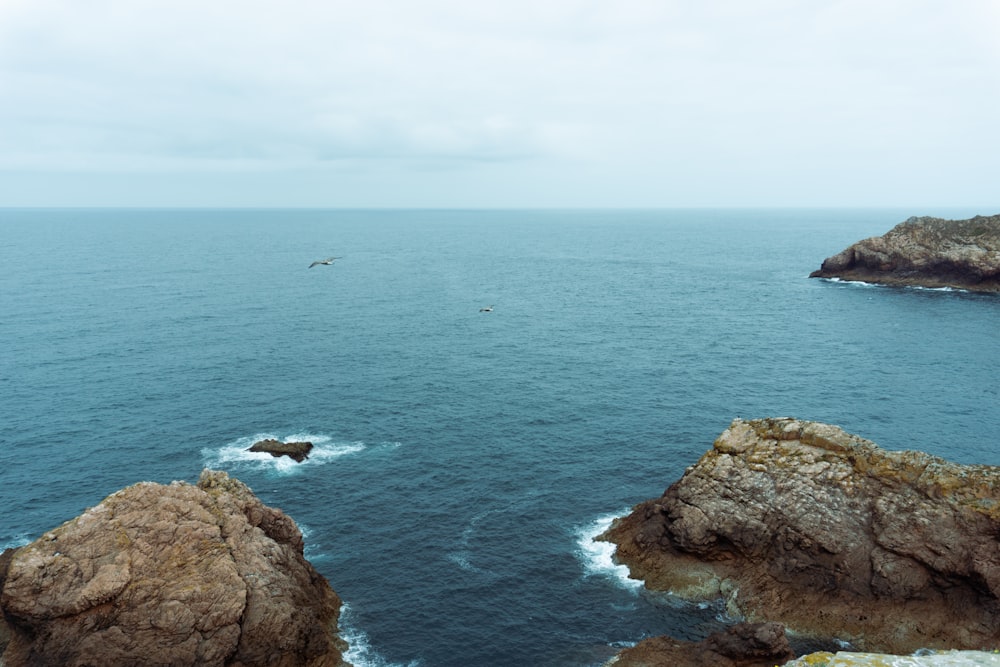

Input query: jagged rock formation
[809,214,1000,291]
[0,470,348,667]
[608,621,795,667]
[601,418,1000,653]
[249,438,314,462]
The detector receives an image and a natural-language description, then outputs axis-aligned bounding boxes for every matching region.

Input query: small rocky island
[0,470,348,666]
[601,418,1000,655]
[809,214,1000,291]
[249,438,314,462]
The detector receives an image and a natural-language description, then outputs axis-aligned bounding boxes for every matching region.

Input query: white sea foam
[575,512,642,592]
[297,523,330,564]
[1,534,32,551]
[823,277,967,293]
[202,432,365,475]
[824,277,881,288]
[340,603,422,667]
[446,507,501,578]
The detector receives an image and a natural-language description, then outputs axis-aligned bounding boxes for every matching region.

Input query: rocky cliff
[0,470,349,667]
[601,418,1000,653]
[809,214,1000,291]
[608,621,796,667]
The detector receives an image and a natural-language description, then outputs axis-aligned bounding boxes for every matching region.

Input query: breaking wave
[574,512,642,592]
[340,603,422,667]
[202,431,366,475]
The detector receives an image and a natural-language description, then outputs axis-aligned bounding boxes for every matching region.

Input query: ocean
[2,208,999,666]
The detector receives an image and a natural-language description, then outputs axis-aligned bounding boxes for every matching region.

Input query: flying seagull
[480,305,494,312]
[309,257,341,268]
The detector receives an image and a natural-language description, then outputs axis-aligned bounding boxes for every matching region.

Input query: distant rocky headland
[601,418,1000,656]
[0,470,348,667]
[809,214,1000,291]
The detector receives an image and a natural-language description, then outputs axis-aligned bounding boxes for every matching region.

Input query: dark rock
[611,622,795,667]
[249,438,314,462]
[809,214,1000,291]
[601,418,1000,653]
[0,470,349,666]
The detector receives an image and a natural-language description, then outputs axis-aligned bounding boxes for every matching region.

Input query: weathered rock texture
[601,418,1000,653]
[809,214,1000,291]
[608,621,795,667]
[249,439,314,463]
[785,650,1000,666]
[0,470,349,667]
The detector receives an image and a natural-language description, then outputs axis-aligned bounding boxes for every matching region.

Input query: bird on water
[309,257,342,268]
[480,305,494,312]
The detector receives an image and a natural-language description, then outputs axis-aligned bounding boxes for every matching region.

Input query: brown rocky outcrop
[601,418,1000,653]
[0,470,349,667]
[249,439,314,463]
[809,214,1000,291]
[609,621,796,667]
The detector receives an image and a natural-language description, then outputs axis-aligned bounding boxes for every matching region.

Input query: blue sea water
[2,208,999,666]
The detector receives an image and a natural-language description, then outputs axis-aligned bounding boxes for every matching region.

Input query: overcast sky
[1,0,998,208]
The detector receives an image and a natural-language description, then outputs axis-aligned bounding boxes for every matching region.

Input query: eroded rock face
[0,470,348,667]
[809,214,1000,291]
[610,622,796,667]
[249,438,314,463]
[601,418,1000,653]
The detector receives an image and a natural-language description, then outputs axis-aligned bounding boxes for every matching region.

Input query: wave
[1,533,33,551]
[445,507,503,579]
[340,603,422,667]
[822,277,882,288]
[297,523,331,565]
[202,432,366,475]
[575,512,642,592]
[822,277,966,293]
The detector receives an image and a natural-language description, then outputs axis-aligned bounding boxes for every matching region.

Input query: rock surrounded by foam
[0,469,348,666]
[601,418,1000,653]
[249,438,314,462]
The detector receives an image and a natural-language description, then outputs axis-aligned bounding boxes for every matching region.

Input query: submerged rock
[249,438,314,462]
[601,418,1000,653]
[809,214,1000,291]
[0,470,348,666]
[608,621,796,667]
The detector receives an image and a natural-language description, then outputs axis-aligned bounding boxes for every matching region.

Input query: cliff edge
[809,214,1000,291]
[601,418,1000,653]
[0,469,349,667]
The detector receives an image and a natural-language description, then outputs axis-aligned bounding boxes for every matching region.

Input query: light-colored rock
[601,418,1000,653]
[785,649,1000,666]
[0,469,349,667]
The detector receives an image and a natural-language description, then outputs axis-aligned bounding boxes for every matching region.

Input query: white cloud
[0,0,998,205]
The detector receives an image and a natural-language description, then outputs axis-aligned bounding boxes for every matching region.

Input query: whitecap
[339,603,422,667]
[575,512,642,592]
[202,432,365,475]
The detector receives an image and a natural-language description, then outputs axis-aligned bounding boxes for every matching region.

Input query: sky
[1,0,998,208]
